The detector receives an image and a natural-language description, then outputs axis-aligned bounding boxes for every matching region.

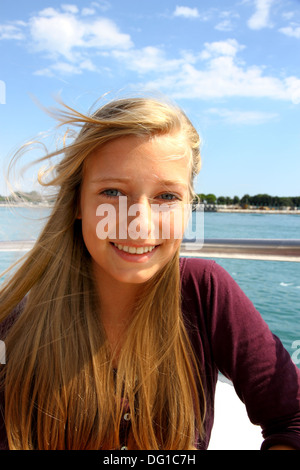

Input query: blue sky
[0,0,300,197]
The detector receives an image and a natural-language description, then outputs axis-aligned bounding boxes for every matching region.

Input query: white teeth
[113,243,156,254]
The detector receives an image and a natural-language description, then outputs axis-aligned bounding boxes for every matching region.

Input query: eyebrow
[90,177,131,184]
[157,179,188,189]
[90,176,188,189]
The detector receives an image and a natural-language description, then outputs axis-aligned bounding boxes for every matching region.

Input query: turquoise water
[203,211,300,239]
[0,206,50,241]
[209,257,300,358]
[0,206,300,365]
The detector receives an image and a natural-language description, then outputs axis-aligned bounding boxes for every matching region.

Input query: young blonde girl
[0,96,299,450]
[0,97,204,450]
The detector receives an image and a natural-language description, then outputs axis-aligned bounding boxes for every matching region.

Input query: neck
[92,264,142,353]
[99,279,140,324]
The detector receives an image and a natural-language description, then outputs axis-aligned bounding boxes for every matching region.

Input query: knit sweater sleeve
[198,259,300,450]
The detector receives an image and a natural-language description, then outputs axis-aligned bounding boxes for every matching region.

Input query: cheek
[80,204,100,250]
[156,204,189,240]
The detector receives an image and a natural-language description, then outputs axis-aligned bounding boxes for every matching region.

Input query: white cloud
[0,4,132,75]
[34,58,97,77]
[285,76,300,104]
[282,12,294,21]
[215,10,239,32]
[112,46,185,74]
[1,4,300,106]
[85,18,132,49]
[81,7,97,16]
[247,0,275,30]
[0,23,25,40]
[35,62,81,77]
[142,39,300,103]
[279,24,300,39]
[61,4,79,14]
[29,10,83,61]
[33,67,54,77]
[207,108,278,125]
[200,39,244,59]
[28,7,132,63]
[215,20,234,32]
[174,6,200,19]
[93,0,111,12]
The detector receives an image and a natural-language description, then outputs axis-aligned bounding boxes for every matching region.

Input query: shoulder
[179,257,222,319]
[179,256,252,319]
[180,256,215,281]
[179,256,232,292]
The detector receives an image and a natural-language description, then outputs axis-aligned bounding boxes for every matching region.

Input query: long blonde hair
[0,96,204,449]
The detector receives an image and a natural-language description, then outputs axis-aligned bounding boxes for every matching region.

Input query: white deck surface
[208,379,263,450]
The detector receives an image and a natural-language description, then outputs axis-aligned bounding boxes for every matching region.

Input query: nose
[127,195,154,240]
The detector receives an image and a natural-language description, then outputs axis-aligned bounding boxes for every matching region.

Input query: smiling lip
[110,242,159,262]
[112,243,157,254]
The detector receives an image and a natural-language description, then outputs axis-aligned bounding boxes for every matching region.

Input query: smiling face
[79,133,191,287]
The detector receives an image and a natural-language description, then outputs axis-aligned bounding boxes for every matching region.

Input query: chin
[111,266,160,285]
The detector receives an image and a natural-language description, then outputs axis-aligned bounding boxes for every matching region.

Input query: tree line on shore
[0,191,44,203]
[195,193,300,208]
[1,191,300,209]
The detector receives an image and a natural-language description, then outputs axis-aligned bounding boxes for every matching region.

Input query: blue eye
[159,193,178,201]
[102,189,122,197]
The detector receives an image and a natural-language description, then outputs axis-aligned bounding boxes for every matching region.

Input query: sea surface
[0,206,299,366]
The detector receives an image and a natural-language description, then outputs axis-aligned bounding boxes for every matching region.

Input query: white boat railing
[181,238,300,262]
[0,238,300,262]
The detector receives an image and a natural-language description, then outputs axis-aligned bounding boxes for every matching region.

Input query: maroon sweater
[0,258,300,450]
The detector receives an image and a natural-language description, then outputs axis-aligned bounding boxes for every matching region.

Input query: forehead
[84,133,191,180]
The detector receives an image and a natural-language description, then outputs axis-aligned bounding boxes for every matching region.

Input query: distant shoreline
[215,208,300,214]
[0,202,300,214]
[0,202,52,209]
